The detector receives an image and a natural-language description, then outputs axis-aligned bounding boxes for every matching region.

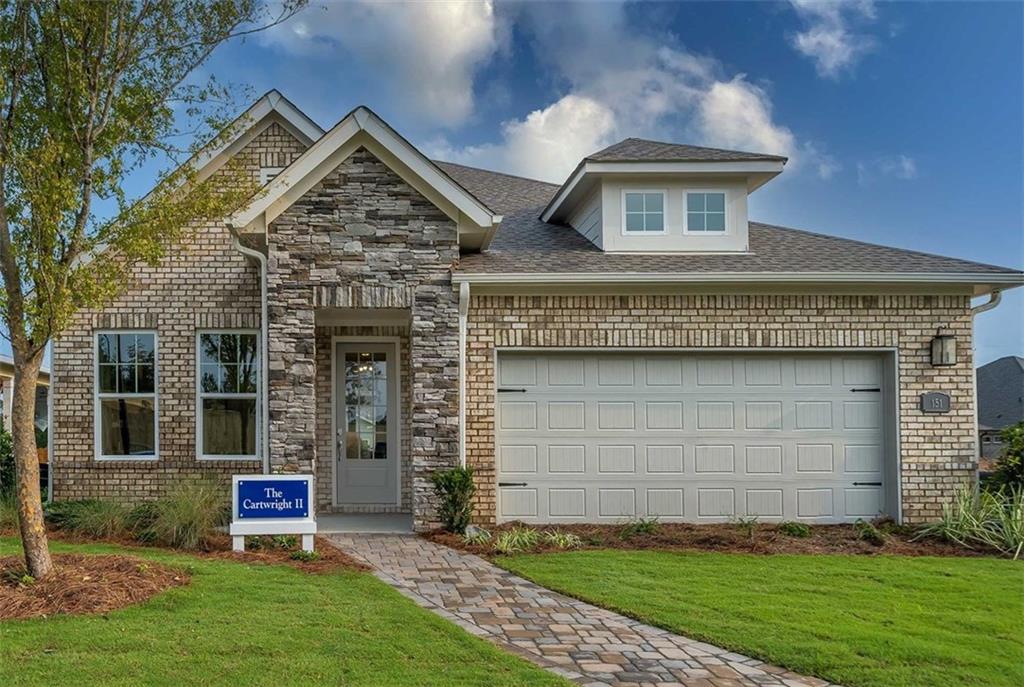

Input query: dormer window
[623,191,665,234]
[685,191,726,233]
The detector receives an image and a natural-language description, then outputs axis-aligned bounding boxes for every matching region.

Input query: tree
[0,0,302,578]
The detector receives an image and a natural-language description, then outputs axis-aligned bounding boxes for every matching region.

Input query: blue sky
[12,1,1024,365]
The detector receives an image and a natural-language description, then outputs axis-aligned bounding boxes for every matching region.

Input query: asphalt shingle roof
[434,161,1022,277]
[977,357,1024,430]
[586,138,788,163]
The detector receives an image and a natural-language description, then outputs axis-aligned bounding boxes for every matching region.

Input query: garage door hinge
[498,482,528,487]
[851,387,881,392]
[853,482,882,486]
[497,387,527,393]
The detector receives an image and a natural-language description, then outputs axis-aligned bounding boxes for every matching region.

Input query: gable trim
[227,106,502,236]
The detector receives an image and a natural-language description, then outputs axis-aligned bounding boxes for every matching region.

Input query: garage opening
[495,351,898,524]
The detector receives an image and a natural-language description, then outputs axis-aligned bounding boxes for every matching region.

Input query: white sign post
[230,474,316,553]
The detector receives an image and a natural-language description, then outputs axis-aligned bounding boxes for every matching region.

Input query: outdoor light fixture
[930,331,956,367]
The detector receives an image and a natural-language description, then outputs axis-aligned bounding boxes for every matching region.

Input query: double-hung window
[198,331,258,460]
[685,191,727,232]
[96,332,157,459]
[623,191,666,233]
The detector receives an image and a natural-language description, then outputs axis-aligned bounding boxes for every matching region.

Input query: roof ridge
[750,221,1022,274]
[433,160,561,189]
[588,137,788,162]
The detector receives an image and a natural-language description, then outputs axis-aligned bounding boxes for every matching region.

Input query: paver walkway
[328,534,836,687]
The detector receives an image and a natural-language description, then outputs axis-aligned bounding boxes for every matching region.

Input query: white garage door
[496,352,892,524]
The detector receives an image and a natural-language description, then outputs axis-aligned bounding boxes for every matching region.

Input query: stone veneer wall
[313,324,412,513]
[50,122,308,501]
[465,294,976,525]
[267,147,459,528]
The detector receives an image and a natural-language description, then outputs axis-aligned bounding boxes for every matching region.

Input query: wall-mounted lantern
[930,330,956,367]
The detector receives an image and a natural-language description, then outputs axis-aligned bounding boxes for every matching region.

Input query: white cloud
[432,3,835,183]
[261,1,500,127]
[857,154,918,185]
[427,95,616,182]
[789,0,877,78]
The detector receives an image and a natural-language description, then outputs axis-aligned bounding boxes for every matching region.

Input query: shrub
[289,549,320,562]
[137,480,228,550]
[430,466,476,534]
[854,518,886,546]
[541,529,582,549]
[0,492,17,532]
[619,516,659,539]
[44,499,135,539]
[462,527,492,546]
[990,421,1024,489]
[0,428,13,497]
[917,485,1024,559]
[778,521,811,538]
[493,526,540,554]
[732,514,759,541]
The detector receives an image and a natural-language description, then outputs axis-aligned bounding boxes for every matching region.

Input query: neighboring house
[0,354,50,435]
[977,356,1024,470]
[48,91,1024,529]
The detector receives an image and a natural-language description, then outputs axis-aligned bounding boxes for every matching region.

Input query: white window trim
[683,189,729,235]
[196,329,261,462]
[621,189,668,236]
[94,330,159,461]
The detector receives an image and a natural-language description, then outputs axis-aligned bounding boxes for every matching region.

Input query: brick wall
[51,122,308,501]
[267,147,460,527]
[465,293,975,525]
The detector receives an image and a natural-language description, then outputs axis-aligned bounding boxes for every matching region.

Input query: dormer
[541,139,786,253]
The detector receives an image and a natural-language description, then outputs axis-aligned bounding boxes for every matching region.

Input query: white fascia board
[228,106,501,232]
[191,90,323,179]
[542,159,786,223]
[452,270,1024,288]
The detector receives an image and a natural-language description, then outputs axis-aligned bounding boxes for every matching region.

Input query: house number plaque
[920,392,951,413]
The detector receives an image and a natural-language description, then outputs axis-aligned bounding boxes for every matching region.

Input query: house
[48,91,1024,530]
[0,354,50,436]
[977,356,1024,470]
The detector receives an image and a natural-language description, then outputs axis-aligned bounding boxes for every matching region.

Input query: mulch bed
[0,553,189,621]
[426,521,992,558]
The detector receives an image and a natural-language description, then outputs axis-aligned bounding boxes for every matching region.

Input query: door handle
[498,482,528,487]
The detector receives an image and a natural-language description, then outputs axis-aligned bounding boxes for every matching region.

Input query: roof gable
[190,89,323,185]
[228,107,502,250]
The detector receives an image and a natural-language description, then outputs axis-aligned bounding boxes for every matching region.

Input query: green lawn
[499,550,1023,687]
[0,538,565,686]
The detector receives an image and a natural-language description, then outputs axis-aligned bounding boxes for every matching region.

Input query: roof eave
[452,270,1024,295]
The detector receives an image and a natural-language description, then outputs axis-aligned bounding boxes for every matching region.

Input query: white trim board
[228,106,502,245]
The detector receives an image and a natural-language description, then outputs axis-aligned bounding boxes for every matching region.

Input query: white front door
[336,342,399,505]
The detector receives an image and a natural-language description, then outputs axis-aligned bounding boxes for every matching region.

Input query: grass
[498,550,1024,687]
[0,538,565,686]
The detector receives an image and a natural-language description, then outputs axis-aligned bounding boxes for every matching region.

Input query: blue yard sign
[236,477,311,519]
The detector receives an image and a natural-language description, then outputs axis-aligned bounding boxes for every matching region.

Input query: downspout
[231,233,271,474]
[969,289,1003,468]
[458,281,470,468]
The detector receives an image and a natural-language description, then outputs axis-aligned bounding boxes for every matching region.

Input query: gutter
[970,290,1004,469]
[452,271,1024,286]
[230,233,271,474]
[457,281,470,467]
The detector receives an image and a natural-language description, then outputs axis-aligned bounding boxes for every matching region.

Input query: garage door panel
[496,352,890,524]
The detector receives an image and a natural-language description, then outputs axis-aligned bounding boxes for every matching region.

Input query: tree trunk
[12,348,53,579]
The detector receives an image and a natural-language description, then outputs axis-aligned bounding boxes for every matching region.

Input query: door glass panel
[345,349,389,461]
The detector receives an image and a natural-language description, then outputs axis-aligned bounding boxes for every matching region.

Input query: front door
[336,342,399,505]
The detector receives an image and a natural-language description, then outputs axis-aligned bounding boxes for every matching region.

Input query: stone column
[267,285,317,474]
[409,281,460,529]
